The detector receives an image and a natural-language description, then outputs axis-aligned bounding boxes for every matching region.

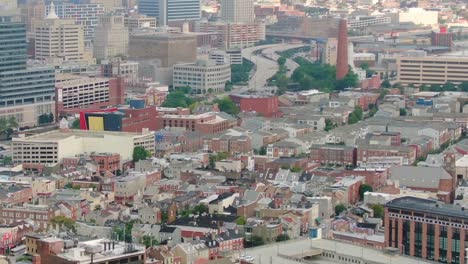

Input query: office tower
[138,0,201,26]
[385,196,467,263]
[93,14,129,60]
[45,2,105,42]
[89,0,122,12]
[35,3,87,64]
[0,14,55,126]
[220,0,254,23]
[336,19,348,80]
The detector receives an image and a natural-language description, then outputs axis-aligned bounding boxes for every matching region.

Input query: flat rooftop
[12,129,152,143]
[244,238,432,264]
[386,196,468,220]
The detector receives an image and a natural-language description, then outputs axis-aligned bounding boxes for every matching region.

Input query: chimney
[336,19,349,80]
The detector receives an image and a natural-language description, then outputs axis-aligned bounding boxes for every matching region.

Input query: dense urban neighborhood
[1,0,468,263]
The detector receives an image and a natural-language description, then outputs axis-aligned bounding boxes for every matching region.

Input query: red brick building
[0,222,33,254]
[0,205,54,230]
[0,184,32,205]
[357,145,417,166]
[90,153,120,174]
[230,94,281,117]
[310,145,357,166]
[203,134,252,154]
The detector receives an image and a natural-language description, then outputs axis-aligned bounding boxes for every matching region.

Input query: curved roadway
[241,44,305,90]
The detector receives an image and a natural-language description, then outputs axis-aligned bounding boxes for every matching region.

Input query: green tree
[248,236,264,247]
[2,156,12,165]
[225,81,233,91]
[51,216,77,233]
[359,184,373,200]
[193,204,208,214]
[348,106,363,124]
[142,235,159,248]
[72,119,80,129]
[162,91,194,108]
[207,88,214,94]
[38,114,50,124]
[336,71,359,90]
[259,146,267,155]
[133,146,150,162]
[368,104,378,117]
[335,204,347,215]
[213,97,239,116]
[371,204,384,219]
[64,183,73,189]
[209,155,217,169]
[381,80,391,88]
[277,57,286,66]
[460,82,468,92]
[48,113,54,123]
[94,204,101,211]
[324,118,336,132]
[442,82,457,91]
[290,166,302,173]
[379,89,389,100]
[236,216,247,225]
[276,234,290,242]
[113,222,134,242]
[7,116,17,129]
[399,108,407,116]
[429,84,441,92]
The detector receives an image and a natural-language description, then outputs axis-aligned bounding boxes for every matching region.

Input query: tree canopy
[335,204,347,216]
[359,184,373,200]
[133,146,150,162]
[162,91,194,108]
[348,106,363,124]
[214,97,239,116]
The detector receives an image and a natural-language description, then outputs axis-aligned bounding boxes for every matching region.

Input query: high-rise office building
[138,0,201,26]
[220,0,254,23]
[0,14,55,126]
[35,3,88,64]
[336,19,349,80]
[93,14,129,60]
[45,2,105,42]
[19,0,45,37]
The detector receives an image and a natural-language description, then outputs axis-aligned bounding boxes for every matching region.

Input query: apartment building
[385,196,468,264]
[173,60,231,94]
[12,130,155,165]
[0,204,54,230]
[310,145,357,166]
[397,56,468,85]
[357,145,417,165]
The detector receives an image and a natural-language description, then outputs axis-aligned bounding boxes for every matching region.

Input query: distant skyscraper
[35,3,87,64]
[336,19,349,80]
[138,0,201,26]
[0,0,17,11]
[221,0,254,23]
[0,14,55,125]
[93,14,129,60]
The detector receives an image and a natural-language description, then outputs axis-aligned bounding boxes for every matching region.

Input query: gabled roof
[389,165,452,189]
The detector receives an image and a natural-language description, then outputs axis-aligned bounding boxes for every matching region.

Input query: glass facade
[0,18,55,107]
[0,19,27,73]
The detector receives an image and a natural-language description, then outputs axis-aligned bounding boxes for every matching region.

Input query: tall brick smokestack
[336,19,349,80]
